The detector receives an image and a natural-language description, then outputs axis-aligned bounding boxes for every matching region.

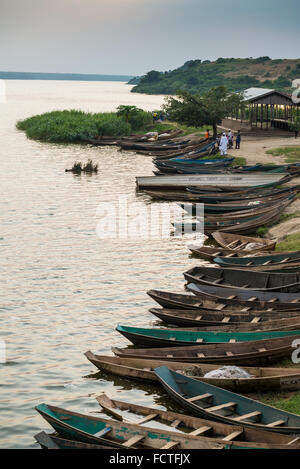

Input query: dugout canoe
[149,308,300,331]
[184,266,300,293]
[155,367,300,434]
[34,431,107,449]
[116,325,300,348]
[214,252,300,268]
[136,173,290,191]
[35,403,223,449]
[212,231,277,251]
[85,352,300,394]
[112,334,300,366]
[187,283,300,311]
[189,246,274,261]
[95,394,300,448]
[147,288,300,312]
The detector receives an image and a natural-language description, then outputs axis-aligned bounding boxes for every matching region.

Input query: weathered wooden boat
[174,203,289,235]
[181,197,293,219]
[116,324,300,347]
[85,352,300,393]
[147,288,300,312]
[96,394,300,448]
[189,246,273,261]
[187,283,300,311]
[212,231,276,251]
[149,308,300,331]
[120,140,191,152]
[35,403,223,449]
[184,266,300,293]
[214,252,300,268]
[187,184,300,200]
[155,367,300,434]
[136,173,289,191]
[34,431,107,449]
[112,334,300,366]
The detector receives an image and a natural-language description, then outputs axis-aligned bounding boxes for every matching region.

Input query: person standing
[235,130,241,149]
[228,130,233,149]
[205,129,210,139]
[219,132,228,156]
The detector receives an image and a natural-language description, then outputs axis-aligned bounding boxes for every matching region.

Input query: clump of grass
[276,232,300,251]
[266,146,300,163]
[253,391,300,416]
[256,226,269,237]
[231,156,247,166]
[66,159,98,174]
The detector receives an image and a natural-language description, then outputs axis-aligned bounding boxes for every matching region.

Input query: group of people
[218,130,241,156]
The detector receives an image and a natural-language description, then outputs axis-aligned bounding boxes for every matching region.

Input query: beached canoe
[116,324,300,348]
[184,266,300,293]
[112,334,299,366]
[211,231,277,251]
[189,246,273,261]
[147,288,300,312]
[136,173,290,191]
[214,252,300,268]
[34,431,108,449]
[155,367,300,434]
[149,308,300,331]
[180,198,286,215]
[35,403,223,449]
[187,283,300,311]
[95,394,300,448]
[85,352,300,393]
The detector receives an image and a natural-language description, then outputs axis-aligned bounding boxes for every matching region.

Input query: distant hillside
[130,57,300,95]
[0,71,133,82]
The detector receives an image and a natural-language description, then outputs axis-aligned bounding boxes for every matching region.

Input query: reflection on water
[0,80,201,448]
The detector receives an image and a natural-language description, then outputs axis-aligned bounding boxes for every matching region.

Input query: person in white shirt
[219,132,228,156]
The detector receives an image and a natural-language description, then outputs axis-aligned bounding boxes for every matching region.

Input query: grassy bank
[266,146,300,163]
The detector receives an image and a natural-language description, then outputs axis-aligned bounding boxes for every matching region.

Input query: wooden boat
[212,231,276,252]
[149,308,300,331]
[136,173,289,191]
[184,266,300,293]
[85,352,300,393]
[155,367,300,434]
[147,288,300,312]
[95,394,300,448]
[35,403,223,449]
[112,334,300,366]
[187,185,300,200]
[34,431,107,449]
[214,252,300,268]
[187,283,300,311]
[174,203,289,235]
[189,246,274,261]
[116,324,300,348]
[181,198,294,220]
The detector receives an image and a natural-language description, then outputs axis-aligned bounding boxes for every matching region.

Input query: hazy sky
[1,0,299,75]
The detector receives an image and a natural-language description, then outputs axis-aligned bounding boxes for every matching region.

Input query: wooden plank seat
[170,419,182,428]
[233,411,261,422]
[251,317,261,323]
[190,426,212,436]
[122,434,145,447]
[136,413,158,425]
[222,431,243,442]
[207,402,236,413]
[187,393,213,403]
[266,420,286,428]
[161,441,179,449]
[94,427,112,438]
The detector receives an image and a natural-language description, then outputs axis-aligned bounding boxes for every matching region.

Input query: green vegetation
[66,159,98,174]
[256,226,269,237]
[249,390,300,416]
[276,233,300,251]
[266,146,300,163]
[16,108,152,143]
[164,87,243,136]
[131,57,300,95]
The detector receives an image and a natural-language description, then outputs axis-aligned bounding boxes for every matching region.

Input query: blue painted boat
[116,324,300,347]
[155,367,300,434]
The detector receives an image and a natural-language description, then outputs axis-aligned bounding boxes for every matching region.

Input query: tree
[163,86,244,137]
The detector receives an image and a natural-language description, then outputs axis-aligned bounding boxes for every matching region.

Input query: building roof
[242,87,275,101]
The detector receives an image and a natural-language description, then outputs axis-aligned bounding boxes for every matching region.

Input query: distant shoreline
[0,71,133,82]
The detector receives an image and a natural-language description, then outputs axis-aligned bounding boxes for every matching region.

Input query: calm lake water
[0,81,202,448]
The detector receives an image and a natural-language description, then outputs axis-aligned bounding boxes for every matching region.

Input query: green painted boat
[214,252,300,268]
[35,403,223,449]
[155,367,300,434]
[116,324,300,347]
[34,432,107,449]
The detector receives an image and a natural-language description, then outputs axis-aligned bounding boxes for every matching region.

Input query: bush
[17,110,132,143]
